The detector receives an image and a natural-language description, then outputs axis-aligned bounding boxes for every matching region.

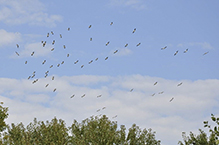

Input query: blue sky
[0,0,219,144]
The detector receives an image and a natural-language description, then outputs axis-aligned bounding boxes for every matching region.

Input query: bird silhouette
[15,51,19,56]
[132,28,136,33]
[136,43,141,47]
[169,97,174,102]
[88,25,92,28]
[110,22,113,25]
[161,46,167,50]
[106,41,110,46]
[174,50,178,56]
[184,49,188,53]
[113,50,118,54]
[16,44,19,48]
[125,43,128,47]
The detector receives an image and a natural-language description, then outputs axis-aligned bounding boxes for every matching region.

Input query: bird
[95,58,98,61]
[51,48,55,51]
[67,54,70,57]
[25,61,27,64]
[43,41,46,47]
[154,82,158,85]
[88,60,93,64]
[132,28,136,33]
[105,57,108,60]
[81,94,86,98]
[169,97,174,102]
[63,45,66,49]
[161,46,167,50]
[81,65,84,68]
[203,51,209,55]
[125,43,128,47]
[45,84,49,87]
[106,41,110,46]
[45,74,48,78]
[97,109,101,112]
[45,70,49,74]
[74,60,79,64]
[130,88,134,92]
[57,64,60,67]
[27,76,31,79]
[97,95,102,98]
[31,51,35,56]
[53,88,57,92]
[174,50,179,56]
[184,49,188,53]
[68,27,70,31]
[52,40,55,45]
[16,44,19,48]
[90,37,92,41]
[102,107,106,110]
[177,82,183,86]
[151,93,156,96]
[15,51,19,56]
[42,60,46,64]
[52,76,55,80]
[136,43,141,47]
[70,94,75,98]
[88,25,92,28]
[32,79,38,84]
[158,91,164,94]
[110,22,113,25]
[51,31,54,35]
[31,74,35,78]
[113,50,118,54]
[47,33,49,37]
[61,61,64,64]
[112,115,117,119]
[60,34,62,38]
[50,65,53,68]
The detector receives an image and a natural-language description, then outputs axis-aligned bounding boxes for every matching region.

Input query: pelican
[50,65,53,68]
[74,60,79,64]
[90,37,92,41]
[88,60,93,64]
[130,88,134,92]
[106,41,110,46]
[45,84,49,87]
[81,94,86,98]
[52,40,55,45]
[16,44,19,48]
[32,79,38,84]
[63,45,66,49]
[47,33,49,37]
[97,109,101,112]
[88,25,92,28]
[105,57,108,60]
[43,41,46,47]
[161,46,167,50]
[41,41,44,43]
[45,70,49,74]
[132,28,136,33]
[81,65,84,68]
[174,50,178,56]
[203,51,209,55]
[151,93,155,96]
[67,54,70,57]
[45,74,48,78]
[110,22,113,25]
[51,31,54,35]
[31,51,34,56]
[25,61,27,64]
[71,94,75,98]
[61,61,64,64]
[53,88,56,92]
[136,43,141,47]
[102,107,106,110]
[60,34,62,38]
[52,76,54,80]
[51,48,54,51]
[177,82,183,86]
[95,58,98,61]
[57,63,60,67]
[158,91,164,94]
[31,74,35,78]
[169,97,174,102]
[112,115,117,119]
[125,43,128,47]
[113,50,118,54]
[154,82,158,85]
[27,76,31,79]
[15,51,19,56]
[42,60,46,64]
[184,49,188,53]
[68,27,70,31]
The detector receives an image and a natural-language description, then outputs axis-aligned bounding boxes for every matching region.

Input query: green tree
[0,102,8,132]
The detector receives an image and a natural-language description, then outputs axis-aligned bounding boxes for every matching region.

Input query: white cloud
[0,75,219,145]
[109,0,146,10]
[177,42,214,49]
[0,29,21,47]
[0,0,62,27]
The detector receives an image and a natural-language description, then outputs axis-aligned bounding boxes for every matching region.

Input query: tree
[0,102,8,132]
[204,114,219,139]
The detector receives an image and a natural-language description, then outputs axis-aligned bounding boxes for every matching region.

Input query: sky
[0,0,219,144]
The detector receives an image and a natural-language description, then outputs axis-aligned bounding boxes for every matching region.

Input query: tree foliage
[0,115,161,145]
[0,102,8,132]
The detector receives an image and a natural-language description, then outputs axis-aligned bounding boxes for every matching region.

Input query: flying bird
[52,40,55,45]
[112,115,117,119]
[88,25,92,28]
[74,60,79,64]
[50,65,53,68]
[161,46,167,50]
[43,41,46,47]
[151,93,156,96]
[136,43,141,47]
[169,97,174,102]
[130,88,134,92]
[70,94,75,98]
[27,76,31,80]
[203,51,209,55]
[60,34,62,38]
[88,60,93,64]
[184,49,188,53]
[51,31,54,35]
[45,84,49,87]
[125,43,128,47]
[110,22,113,25]
[106,41,110,46]
[132,28,136,33]
[177,82,183,86]
[31,51,35,56]
[174,50,179,56]
[113,50,118,54]
[57,63,60,67]
[97,109,101,112]
[105,57,108,60]
[95,58,98,61]
[68,27,70,31]
[47,33,49,37]
[81,65,84,68]
[32,79,38,84]
[154,82,158,85]
[53,88,57,92]
[16,44,19,48]
[81,94,86,98]
[42,60,46,64]
[52,76,55,80]
[51,48,55,51]
[97,95,102,98]
[15,51,19,56]
[25,61,27,64]
[158,91,164,94]
[63,45,66,49]
[102,107,106,110]
[67,54,70,57]
[61,61,64,64]
[90,37,92,41]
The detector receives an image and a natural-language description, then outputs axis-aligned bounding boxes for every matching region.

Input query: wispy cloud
[0,29,21,47]
[1,75,219,144]
[177,42,214,49]
[109,0,146,10]
[0,0,62,27]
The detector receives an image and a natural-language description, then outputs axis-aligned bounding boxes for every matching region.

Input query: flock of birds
[14,22,210,119]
